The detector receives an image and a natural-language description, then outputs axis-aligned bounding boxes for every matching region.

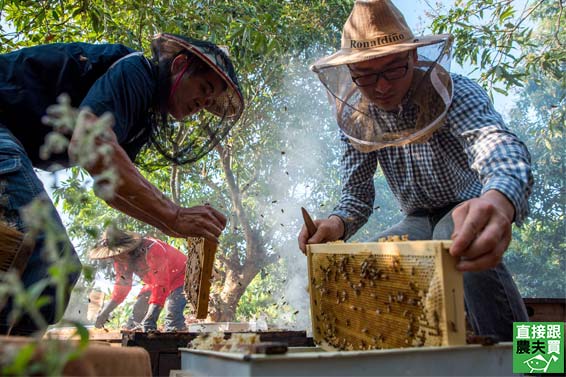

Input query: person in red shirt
[89,226,188,331]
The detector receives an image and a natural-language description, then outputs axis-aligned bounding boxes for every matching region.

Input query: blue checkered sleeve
[448,76,533,224]
[330,132,377,240]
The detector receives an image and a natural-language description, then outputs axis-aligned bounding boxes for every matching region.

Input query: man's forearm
[103,150,182,237]
[83,133,181,236]
[69,110,227,242]
[107,184,180,237]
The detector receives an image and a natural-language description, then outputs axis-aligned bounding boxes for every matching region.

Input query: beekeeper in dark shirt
[0,33,244,335]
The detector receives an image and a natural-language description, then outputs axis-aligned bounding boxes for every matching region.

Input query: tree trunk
[208,143,276,321]
[210,263,262,321]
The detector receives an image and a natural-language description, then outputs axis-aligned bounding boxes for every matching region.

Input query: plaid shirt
[331,74,533,240]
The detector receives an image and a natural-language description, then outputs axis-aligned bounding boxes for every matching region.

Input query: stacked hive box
[307,241,465,351]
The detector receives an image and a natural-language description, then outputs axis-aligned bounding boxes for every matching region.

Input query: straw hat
[311,0,451,72]
[309,0,454,151]
[151,33,244,121]
[89,227,143,260]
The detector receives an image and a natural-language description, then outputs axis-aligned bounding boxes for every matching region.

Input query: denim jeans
[124,289,151,330]
[0,127,81,335]
[164,286,187,331]
[371,204,529,341]
[124,286,187,331]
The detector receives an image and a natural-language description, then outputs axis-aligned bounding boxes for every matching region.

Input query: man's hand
[94,300,119,328]
[450,190,515,272]
[298,215,344,255]
[94,311,110,329]
[168,205,227,243]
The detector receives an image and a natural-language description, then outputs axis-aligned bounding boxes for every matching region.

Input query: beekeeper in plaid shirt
[299,0,533,342]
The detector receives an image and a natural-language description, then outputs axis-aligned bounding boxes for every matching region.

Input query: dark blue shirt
[0,42,158,169]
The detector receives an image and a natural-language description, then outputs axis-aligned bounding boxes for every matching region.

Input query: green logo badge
[513,322,564,374]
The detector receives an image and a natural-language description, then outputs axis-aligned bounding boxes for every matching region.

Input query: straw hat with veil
[89,226,143,260]
[148,33,244,165]
[310,0,454,151]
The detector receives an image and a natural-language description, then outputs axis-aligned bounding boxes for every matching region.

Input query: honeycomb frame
[307,241,465,351]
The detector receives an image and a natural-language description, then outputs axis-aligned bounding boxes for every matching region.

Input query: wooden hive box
[307,241,465,351]
[184,238,218,319]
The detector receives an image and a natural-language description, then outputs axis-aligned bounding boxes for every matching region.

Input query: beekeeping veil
[310,0,453,151]
[149,33,244,165]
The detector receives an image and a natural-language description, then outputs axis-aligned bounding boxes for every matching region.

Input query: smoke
[256,56,340,333]
[40,53,343,333]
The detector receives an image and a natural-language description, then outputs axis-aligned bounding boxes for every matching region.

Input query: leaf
[2,343,35,375]
[499,6,514,22]
[493,87,508,95]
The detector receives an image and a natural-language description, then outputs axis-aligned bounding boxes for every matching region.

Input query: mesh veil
[315,38,453,151]
[143,34,244,166]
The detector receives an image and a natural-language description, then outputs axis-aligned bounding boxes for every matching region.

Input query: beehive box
[184,238,218,319]
[307,241,465,351]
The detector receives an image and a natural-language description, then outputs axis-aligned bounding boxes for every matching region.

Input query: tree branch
[215,143,267,262]
[170,164,179,204]
[241,169,260,194]
[217,252,238,271]
[555,0,564,47]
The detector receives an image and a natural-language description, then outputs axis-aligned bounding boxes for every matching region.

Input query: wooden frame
[307,241,465,351]
[184,238,218,319]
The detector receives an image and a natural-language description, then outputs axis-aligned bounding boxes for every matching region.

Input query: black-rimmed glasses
[351,62,410,87]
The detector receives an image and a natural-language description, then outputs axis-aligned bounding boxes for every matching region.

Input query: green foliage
[0,272,50,332]
[503,65,565,297]
[0,195,87,374]
[235,258,296,324]
[430,0,565,297]
[429,0,564,96]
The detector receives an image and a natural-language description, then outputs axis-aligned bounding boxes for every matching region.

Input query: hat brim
[88,231,143,260]
[310,34,451,72]
[156,34,244,120]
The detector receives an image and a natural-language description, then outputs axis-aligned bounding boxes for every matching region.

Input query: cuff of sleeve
[482,178,529,226]
[329,210,354,241]
[149,294,168,307]
[111,292,128,305]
